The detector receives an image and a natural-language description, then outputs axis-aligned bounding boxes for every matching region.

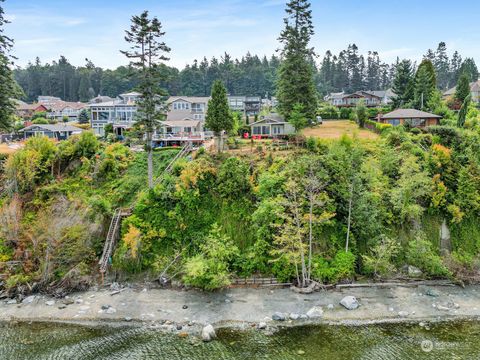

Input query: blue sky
[3,0,480,69]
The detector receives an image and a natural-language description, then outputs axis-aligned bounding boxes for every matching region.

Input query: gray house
[21,124,84,140]
[250,113,295,137]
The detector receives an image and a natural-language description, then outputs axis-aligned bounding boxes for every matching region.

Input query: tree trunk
[307,198,313,282]
[147,131,153,188]
[345,182,353,252]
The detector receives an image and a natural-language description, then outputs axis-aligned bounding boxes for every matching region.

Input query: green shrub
[318,105,340,120]
[182,224,239,290]
[312,251,356,283]
[406,237,451,277]
[362,237,400,278]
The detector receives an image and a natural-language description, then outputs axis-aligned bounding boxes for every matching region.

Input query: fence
[231,276,290,286]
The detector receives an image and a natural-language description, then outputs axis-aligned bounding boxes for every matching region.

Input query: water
[0,321,479,359]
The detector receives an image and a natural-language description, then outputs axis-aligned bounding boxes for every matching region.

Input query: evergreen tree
[0,0,18,130]
[459,58,479,82]
[450,51,463,85]
[413,59,436,110]
[434,42,450,89]
[457,94,471,128]
[121,11,171,188]
[276,0,317,121]
[78,108,89,124]
[205,80,233,153]
[455,72,471,103]
[392,60,414,108]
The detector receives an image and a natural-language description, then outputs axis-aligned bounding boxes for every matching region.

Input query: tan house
[443,80,480,103]
[378,109,441,128]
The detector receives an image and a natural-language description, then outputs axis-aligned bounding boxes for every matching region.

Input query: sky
[3,0,480,69]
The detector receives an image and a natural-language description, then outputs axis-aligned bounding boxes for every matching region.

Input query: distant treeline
[13,42,478,103]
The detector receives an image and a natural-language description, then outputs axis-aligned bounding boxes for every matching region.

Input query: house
[249,113,295,137]
[21,124,84,140]
[228,96,261,116]
[377,109,441,128]
[325,90,394,107]
[89,95,115,104]
[166,96,210,122]
[14,101,49,119]
[153,120,207,147]
[443,80,480,103]
[46,101,88,122]
[89,92,141,136]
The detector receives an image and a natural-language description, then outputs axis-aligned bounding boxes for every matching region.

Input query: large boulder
[407,266,423,278]
[272,312,286,321]
[340,296,359,310]
[306,306,324,318]
[202,324,216,342]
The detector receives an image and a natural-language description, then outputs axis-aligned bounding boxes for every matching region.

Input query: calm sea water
[0,321,479,359]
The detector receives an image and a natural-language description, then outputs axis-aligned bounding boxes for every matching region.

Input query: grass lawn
[0,143,23,155]
[302,120,378,140]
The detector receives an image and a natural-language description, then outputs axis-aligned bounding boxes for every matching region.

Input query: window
[411,118,426,127]
[387,119,400,126]
[253,126,261,135]
[262,126,270,135]
[184,127,192,133]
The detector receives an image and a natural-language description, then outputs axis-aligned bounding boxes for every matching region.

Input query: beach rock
[75,298,83,304]
[340,296,359,310]
[62,298,74,305]
[124,317,132,322]
[110,282,120,291]
[398,311,409,318]
[257,322,267,330]
[45,300,55,306]
[327,304,334,310]
[22,295,35,304]
[182,305,188,309]
[289,313,300,320]
[407,266,423,278]
[426,289,440,297]
[6,299,17,305]
[272,312,286,321]
[58,304,67,309]
[178,332,188,338]
[176,325,183,331]
[106,307,117,314]
[306,306,324,318]
[300,314,308,320]
[436,305,450,311]
[101,304,111,310]
[201,324,216,342]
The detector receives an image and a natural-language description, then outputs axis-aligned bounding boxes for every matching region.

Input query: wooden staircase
[99,143,193,275]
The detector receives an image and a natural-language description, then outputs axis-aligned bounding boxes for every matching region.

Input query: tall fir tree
[459,58,479,83]
[121,11,171,188]
[413,59,436,110]
[276,0,317,121]
[0,0,18,130]
[392,59,414,108]
[455,72,471,103]
[434,42,450,89]
[205,80,233,153]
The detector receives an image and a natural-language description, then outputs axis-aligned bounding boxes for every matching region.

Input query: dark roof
[250,113,286,125]
[21,124,85,132]
[381,109,441,119]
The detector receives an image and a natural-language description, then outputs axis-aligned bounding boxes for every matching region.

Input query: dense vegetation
[108,123,480,289]
[0,132,180,294]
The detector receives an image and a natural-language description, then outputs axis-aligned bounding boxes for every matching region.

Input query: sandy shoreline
[1,283,480,331]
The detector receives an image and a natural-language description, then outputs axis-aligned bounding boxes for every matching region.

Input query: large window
[387,119,401,126]
[411,118,426,127]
